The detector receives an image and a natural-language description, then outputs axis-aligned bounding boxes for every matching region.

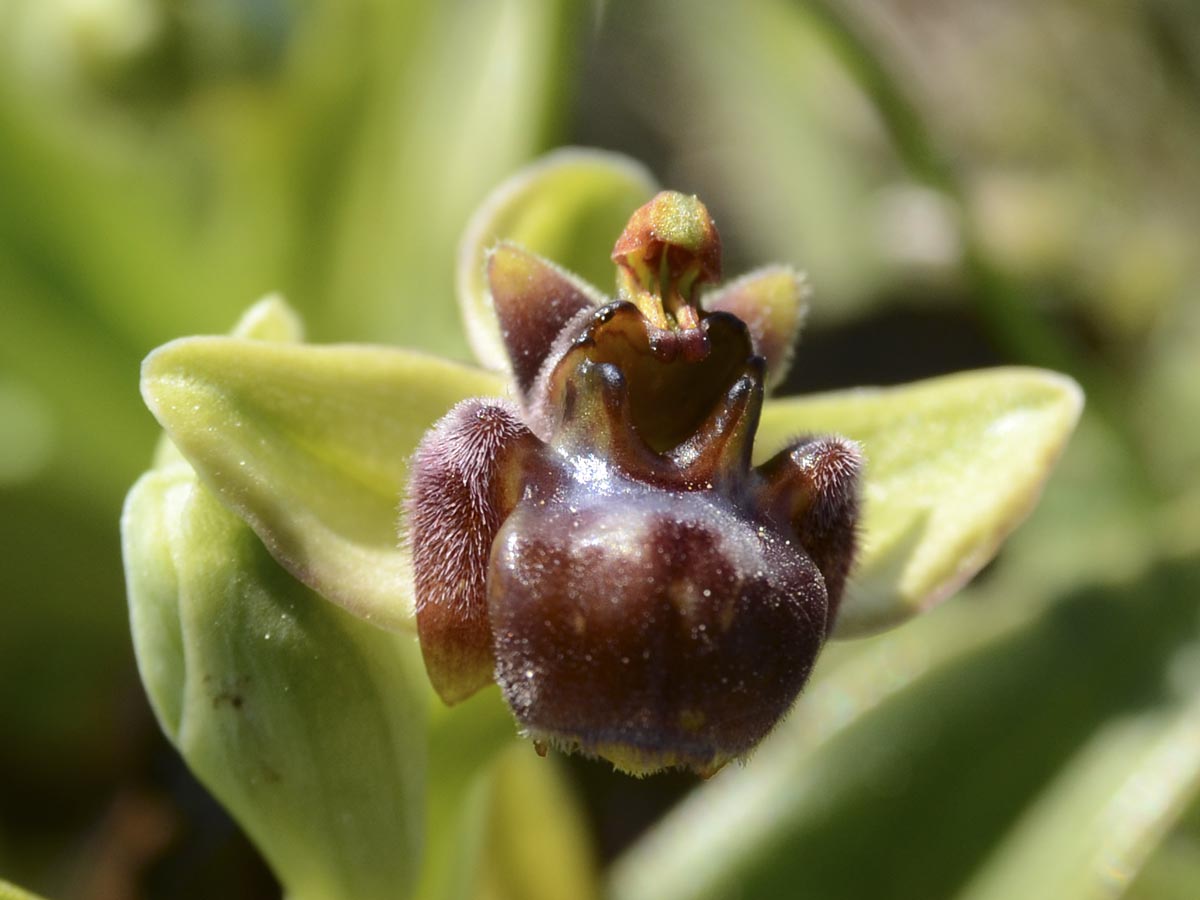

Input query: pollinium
[408,192,861,776]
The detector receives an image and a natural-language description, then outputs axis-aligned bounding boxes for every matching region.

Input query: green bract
[125,300,428,900]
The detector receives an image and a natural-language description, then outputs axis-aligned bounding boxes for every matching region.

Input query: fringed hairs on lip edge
[407,191,861,777]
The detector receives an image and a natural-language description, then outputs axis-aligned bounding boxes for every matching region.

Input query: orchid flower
[123,148,1081,893]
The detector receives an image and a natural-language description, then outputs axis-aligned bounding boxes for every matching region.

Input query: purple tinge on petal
[703,266,808,390]
[406,398,539,704]
[487,243,598,399]
[758,436,863,627]
[534,302,756,454]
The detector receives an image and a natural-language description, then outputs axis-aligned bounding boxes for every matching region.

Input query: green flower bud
[124,299,427,899]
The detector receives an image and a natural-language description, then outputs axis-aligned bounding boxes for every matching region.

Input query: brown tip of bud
[612,192,722,330]
[612,191,722,283]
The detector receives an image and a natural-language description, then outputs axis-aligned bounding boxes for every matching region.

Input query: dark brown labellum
[406,194,861,775]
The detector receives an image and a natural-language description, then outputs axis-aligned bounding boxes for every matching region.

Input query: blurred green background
[1,0,1198,897]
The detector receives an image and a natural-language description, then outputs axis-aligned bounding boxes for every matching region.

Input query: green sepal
[141,336,505,629]
[152,294,304,470]
[756,367,1084,636]
[122,468,427,900]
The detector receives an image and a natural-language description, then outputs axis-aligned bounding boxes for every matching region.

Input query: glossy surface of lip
[489,459,826,777]
[542,302,756,453]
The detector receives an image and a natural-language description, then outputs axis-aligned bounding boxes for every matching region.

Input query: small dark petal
[487,243,599,399]
[406,399,540,703]
[757,437,863,625]
[703,267,808,390]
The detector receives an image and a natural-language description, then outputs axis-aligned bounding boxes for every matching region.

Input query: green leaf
[956,669,1200,900]
[153,295,304,470]
[412,696,599,900]
[414,686,519,900]
[1126,810,1200,900]
[0,375,55,487]
[457,148,658,371]
[0,250,157,510]
[479,748,601,900]
[122,466,192,737]
[321,0,593,356]
[141,337,505,629]
[122,468,427,900]
[757,367,1083,636]
[620,2,900,316]
[0,880,50,900]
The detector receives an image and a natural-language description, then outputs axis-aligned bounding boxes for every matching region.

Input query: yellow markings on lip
[678,709,707,733]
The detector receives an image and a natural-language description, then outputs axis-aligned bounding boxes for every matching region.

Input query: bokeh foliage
[2,0,1198,897]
